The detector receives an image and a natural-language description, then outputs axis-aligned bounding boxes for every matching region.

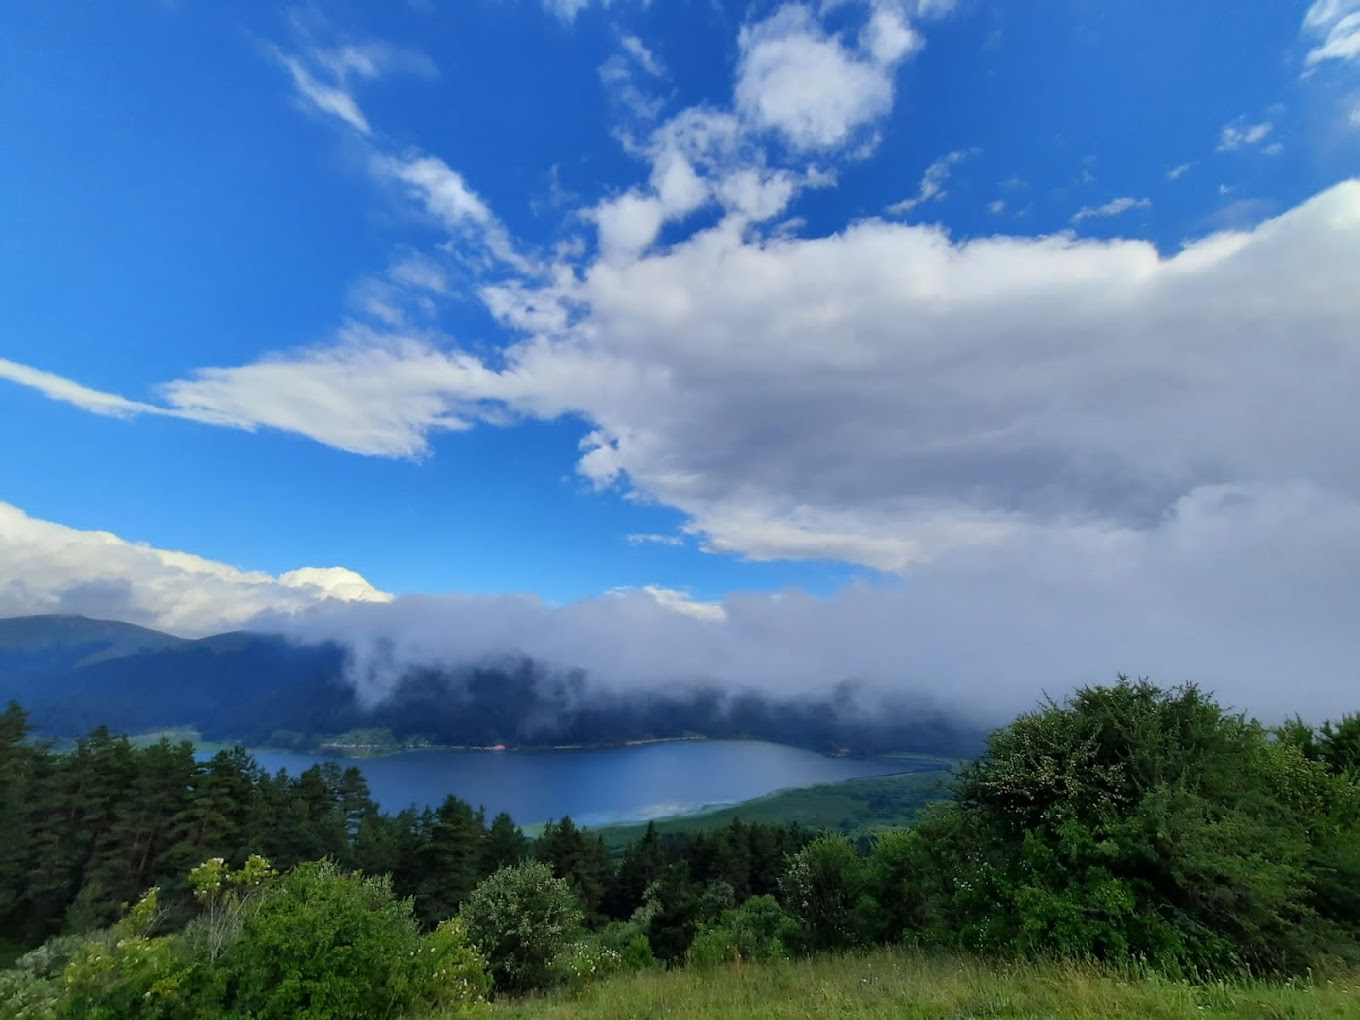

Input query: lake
[247,740,925,827]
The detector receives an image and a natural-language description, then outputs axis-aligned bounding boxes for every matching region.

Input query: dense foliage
[0,699,810,970]
[3,678,1360,1017]
[0,857,490,1019]
[873,679,1360,974]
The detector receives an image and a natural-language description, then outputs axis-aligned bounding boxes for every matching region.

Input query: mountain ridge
[0,614,981,756]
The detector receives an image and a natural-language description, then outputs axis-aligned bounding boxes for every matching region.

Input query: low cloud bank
[268,480,1360,728]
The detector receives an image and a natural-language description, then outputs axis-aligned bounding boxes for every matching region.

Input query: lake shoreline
[137,726,956,767]
[238,739,938,826]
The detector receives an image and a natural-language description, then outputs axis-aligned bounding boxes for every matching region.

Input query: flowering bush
[550,939,625,990]
[408,918,493,1012]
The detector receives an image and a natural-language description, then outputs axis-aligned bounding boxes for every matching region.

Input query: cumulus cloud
[0,503,392,636]
[7,182,1360,573]
[735,4,915,152]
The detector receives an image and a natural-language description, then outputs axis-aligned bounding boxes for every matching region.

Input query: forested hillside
[0,614,978,755]
[3,678,1359,1019]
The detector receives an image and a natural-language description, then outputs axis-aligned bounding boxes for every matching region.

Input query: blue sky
[1,1,1358,720]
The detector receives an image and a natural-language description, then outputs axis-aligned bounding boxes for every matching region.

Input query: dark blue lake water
[247,740,921,827]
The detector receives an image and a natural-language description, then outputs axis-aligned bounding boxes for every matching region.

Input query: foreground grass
[484,947,1360,1019]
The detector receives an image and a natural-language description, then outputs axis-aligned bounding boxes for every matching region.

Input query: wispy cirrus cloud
[1217,118,1274,151]
[887,148,974,215]
[1302,0,1360,68]
[1070,195,1150,223]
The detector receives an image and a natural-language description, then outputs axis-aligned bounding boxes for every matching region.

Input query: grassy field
[485,947,1360,1019]
[586,766,955,850]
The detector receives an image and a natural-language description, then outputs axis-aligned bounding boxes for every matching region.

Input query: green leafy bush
[779,834,871,951]
[217,858,486,1018]
[459,859,583,992]
[686,895,798,967]
[910,678,1360,974]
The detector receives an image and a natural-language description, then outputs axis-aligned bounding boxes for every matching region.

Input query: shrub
[779,834,871,951]
[549,938,625,989]
[459,859,583,992]
[686,895,797,967]
[596,920,658,971]
[941,678,1360,974]
[216,859,466,1019]
[410,918,493,1014]
[43,888,204,1020]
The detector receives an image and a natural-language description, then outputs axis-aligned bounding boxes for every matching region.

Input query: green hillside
[0,614,185,665]
[587,766,955,850]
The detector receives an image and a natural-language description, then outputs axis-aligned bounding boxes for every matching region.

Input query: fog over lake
[248,740,928,827]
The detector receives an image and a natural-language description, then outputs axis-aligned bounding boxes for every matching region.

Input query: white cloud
[9,486,1360,725]
[387,252,450,295]
[600,53,665,122]
[543,0,597,20]
[860,4,923,64]
[0,502,391,637]
[1303,0,1360,67]
[0,358,166,419]
[158,326,503,457]
[593,190,668,260]
[1070,195,1150,223]
[341,479,1360,723]
[735,5,909,152]
[1167,162,1193,180]
[626,533,685,546]
[516,181,1360,573]
[278,53,371,133]
[621,34,664,77]
[1218,119,1274,151]
[10,183,1360,577]
[273,37,436,136]
[610,585,727,622]
[987,199,1005,214]
[375,153,527,270]
[887,148,972,214]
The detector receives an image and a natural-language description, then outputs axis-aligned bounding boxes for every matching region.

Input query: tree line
[0,700,808,958]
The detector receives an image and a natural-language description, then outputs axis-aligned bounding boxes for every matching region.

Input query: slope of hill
[586,767,955,850]
[0,614,186,670]
[0,614,982,756]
